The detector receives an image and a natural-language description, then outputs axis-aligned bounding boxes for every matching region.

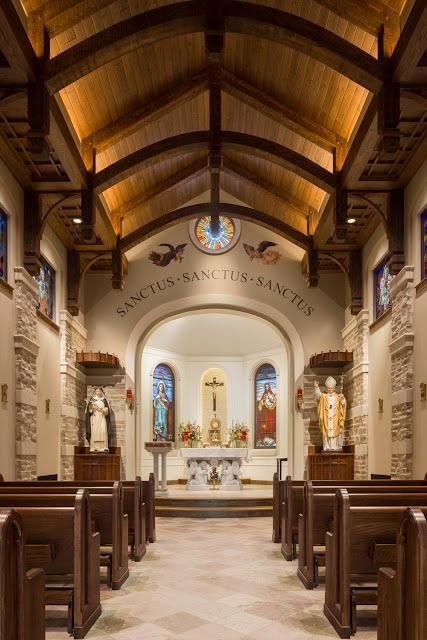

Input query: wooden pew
[12,490,101,639]
[0,508,45,640]
[272,472,285,543]
[323,489,427,638]
[378,507,427,640]
[0,483,129,590]
[0,475,150,555]
[281,477,427,561]
[298,482,427,589]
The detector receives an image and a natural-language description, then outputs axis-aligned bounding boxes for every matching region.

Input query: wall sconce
[420,382,426,402]
[126,389,134,412]
[296,387,304,411]
[1,384,7,403]
[46,399,50,414]
[378,398,383,413]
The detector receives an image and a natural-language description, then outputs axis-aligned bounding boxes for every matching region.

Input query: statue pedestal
[73,446,121,480]
[144,441,174,494]
[307,445,354,480]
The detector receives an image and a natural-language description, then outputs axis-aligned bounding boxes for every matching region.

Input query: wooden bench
[11,490,101,638]
[0,508,45,640]
[298,482,427,589]
[0,483,129,590]
[378,507,427,640]
[323,489,427,638]
[281,477,427,561]
[1,475,151,556]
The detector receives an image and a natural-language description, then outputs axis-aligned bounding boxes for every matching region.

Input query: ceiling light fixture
[346,217,356,224]
[73,217,82,224]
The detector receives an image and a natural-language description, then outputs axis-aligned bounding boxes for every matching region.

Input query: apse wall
[140,342,288,482]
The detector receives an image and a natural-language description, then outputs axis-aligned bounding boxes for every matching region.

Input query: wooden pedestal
[307,445,354,480]
[74,446,121,481]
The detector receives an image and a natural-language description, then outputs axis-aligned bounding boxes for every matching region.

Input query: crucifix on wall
[205,376,224,412]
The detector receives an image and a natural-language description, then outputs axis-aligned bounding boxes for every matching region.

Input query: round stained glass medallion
[190,215,241,254]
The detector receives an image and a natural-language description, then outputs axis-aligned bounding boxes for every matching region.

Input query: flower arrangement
[207,463,223,487]
[178,421,202,443]
[228,420,249,444]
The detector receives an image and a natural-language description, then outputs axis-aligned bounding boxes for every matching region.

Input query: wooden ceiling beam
[221,68,344,153]
[111,159,208,218]
[225,2,383,92]
[94,131,211,193]
[221,131,338,193]
[222,158,311,219]
[33,0,118,39]
[93,130,338,195]
[313,0,399,56]
[86,69,209,153]
[0,0,37,84]
[44,2,383,94]
[119,202,310,253]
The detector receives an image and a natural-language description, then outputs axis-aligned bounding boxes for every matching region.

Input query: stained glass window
[422,209,427,280]
[0,209,7,281]
[190,216,241,254]
[254,363,277,449]
[35,257,55,321]
[374,258,393,320]
[152,363,175,442]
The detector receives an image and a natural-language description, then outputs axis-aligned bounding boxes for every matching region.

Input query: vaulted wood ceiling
[0,0,426,314]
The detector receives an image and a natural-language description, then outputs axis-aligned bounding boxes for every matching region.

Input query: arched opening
[136,306,300,482]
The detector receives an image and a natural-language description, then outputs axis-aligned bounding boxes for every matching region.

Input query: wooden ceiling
[0,0,426,313]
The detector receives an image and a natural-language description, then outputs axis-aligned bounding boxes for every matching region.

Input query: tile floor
[46,517,377,639]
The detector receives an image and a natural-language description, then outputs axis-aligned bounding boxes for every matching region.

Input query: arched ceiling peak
[44,2,384,94]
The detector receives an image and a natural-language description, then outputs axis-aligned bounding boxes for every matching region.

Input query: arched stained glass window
[0,210,7,282]
[374,258,393,320]
[35,256,55,321]
[152,363,175,442]
[254,363,277,449]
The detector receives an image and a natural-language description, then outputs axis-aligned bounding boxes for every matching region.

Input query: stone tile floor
[46,517,377,639]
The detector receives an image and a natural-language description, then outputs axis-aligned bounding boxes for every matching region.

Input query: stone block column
[60,311,87,479]
[389,266,414,479]
[14,267,39,480]
[342,309,369,479]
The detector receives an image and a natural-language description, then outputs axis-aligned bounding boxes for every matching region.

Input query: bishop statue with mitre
[314,376,346,451]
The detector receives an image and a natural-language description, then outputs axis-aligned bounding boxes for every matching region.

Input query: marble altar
[179,447,250,491]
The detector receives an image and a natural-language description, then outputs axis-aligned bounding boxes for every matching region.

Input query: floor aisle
[47,517,377,639]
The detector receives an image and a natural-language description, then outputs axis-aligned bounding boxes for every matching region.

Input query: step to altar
[155,484,273,518]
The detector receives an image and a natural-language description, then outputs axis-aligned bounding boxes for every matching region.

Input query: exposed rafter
[119,203,310,253]
[221,68,344,155]
[313,0,400,57]
[111,159,208,219]
[85,69,209,153]
[93,131,338,196]
[43,2,384,94]
[32,0,118,39]
[222,158,311,219]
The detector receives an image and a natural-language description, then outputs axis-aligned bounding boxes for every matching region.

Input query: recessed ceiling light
[347,217,356,224]
[73,217,82,224]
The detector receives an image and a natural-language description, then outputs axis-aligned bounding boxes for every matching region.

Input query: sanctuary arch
[124,293,306,483]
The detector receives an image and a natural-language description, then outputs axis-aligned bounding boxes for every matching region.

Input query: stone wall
[342,310,369,479]
[60,311,87,479]
[14,268,39,479]
[389,267,414,479]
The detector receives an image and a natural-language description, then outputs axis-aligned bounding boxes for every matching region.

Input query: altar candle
[242,430,247,442]
[184,431,189,442]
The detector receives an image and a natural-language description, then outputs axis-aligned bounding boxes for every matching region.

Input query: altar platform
[155,483,272,518]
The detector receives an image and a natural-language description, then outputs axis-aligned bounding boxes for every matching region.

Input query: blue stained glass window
[374,258,393,320]
[35,257,55,321]
[0,210,7,281]
[422,210,427,280]
[152,363,175,442]
[254,363,277,449]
